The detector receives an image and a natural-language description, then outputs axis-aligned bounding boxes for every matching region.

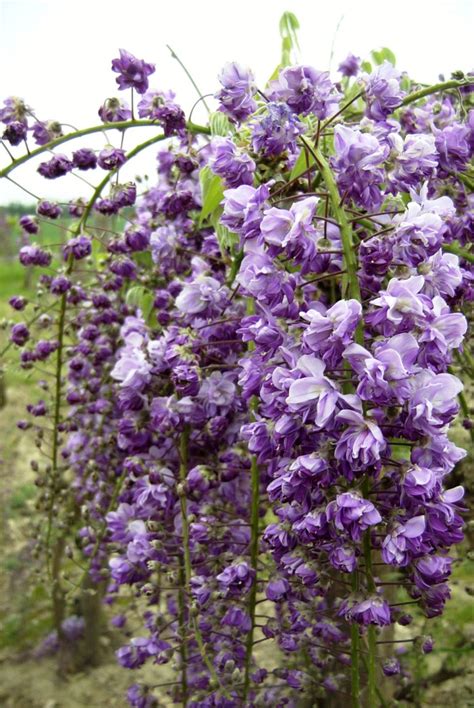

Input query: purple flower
[2,120,27,145]
[216,561,255,596]
[369,275,425,332]
[107,503,147,544]
[332,125,389,209]
[63,235,92,261]
[343,333,419,404]
[251,102,303,157]
[98,97,132,122]
[421,635,434,654]
[382,658,401,676]
[10,323,29,346]
[50,276,71,295]
[363,61,404,120]
[286,355,339,428]
[111,340,151,390]
[19,215,38,234]
[37,154,73,179]
[31,120,62,145]
[98,147,126,170]
[413,555,452,589]
[266,578,290,601]
[326,492,381,541]
[345,596,391,626]
[408,371,463,435]
[302,299,362,362]
[111,49,155,94]
[210,137,255,188]
[9,295,27,311]
[0,96,29,125]
[19,245,52,267]
[260,197,319,257]
[382,516,426,566]
[37,200,62,219]
[222,607,251,631]
[127,683,157,708]
[198,371,236,408]
[72,148,97,170]
[112,182,137,208]
[175,275,227,315]
[338,54,360,77]
[269,65,341,118]
[402,465,441,501]
[221,183,270,244]
[137,91,186,136]
[435,123,470,172]
[215,62,257,122]
[335,407,387,468]
[329,545,357,573]
[237,251,296,311]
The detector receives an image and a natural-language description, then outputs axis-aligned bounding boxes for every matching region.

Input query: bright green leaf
[210,111,232,137]
[199,166,224,225]
[371,47,396,66]
[290,146,317,181]
[125,286,154,324]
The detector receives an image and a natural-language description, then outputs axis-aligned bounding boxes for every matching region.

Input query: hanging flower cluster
[1,37,473,708]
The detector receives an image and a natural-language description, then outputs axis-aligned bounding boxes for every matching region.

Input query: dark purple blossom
[111,49,155,94]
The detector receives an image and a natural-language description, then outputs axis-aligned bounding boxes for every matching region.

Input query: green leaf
[371,47,396,66]
[125,286,154,323]
[199,166,224,225]
[209,111,232,137]
[290,146,317,181]
[278,11,300,67]
[361,60,372,74]
[213,216,238,252]
[125,285,145,308]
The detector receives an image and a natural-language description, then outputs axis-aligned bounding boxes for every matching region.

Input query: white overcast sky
[0,0,472,204]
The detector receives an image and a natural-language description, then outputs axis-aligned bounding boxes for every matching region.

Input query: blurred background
[0,1,472,705]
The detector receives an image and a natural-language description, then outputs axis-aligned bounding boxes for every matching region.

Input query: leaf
[213,216,238,252]
[361,60,372,74]
[125,285,145,308]
[371,47,396,66]
[278,11,300,68]
[209,111,232,137]
[290,146,317,181]
[199,166,224,225]
[125,286,154,323]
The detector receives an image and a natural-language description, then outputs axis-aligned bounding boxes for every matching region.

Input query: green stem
[350,622,361,708]
[363,514,377,708]
[178,428,232,700]
[309,141,361,306]
[311,139,380,707]
[226,249,244,287]
[0,120,210,178]
[167,45,211,114]
[443,242,474,264]
[177,555,189,707]
[401,78,474,106]
[242,436,259,702]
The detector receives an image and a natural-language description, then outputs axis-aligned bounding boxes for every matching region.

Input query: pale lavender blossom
[286,355,339,428]
[382,516,426,566]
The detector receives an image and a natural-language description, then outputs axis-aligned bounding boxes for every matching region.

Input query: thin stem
[177,428,231,700]
[167,44,211,114]
[400,78,474,106]
[242,418,260,702]
[312,136,373,708]
[0,119,210,178]
[308,141,361,305]
[5,174,41,201]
